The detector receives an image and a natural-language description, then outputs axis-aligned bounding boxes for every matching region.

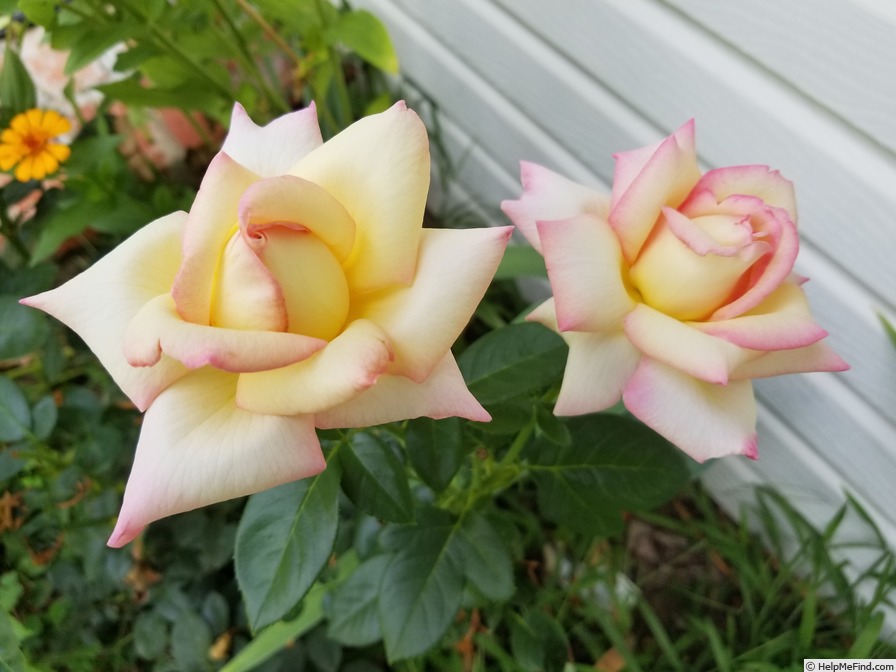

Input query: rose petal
[238,175,356,262]
[172,152,259,325]
[289,101,430,292]
[221,102,323,178]
[21,213,189,411]
[107,368,325,547]
[501,161,608,253]
[623,304,759,384]
[537,213,635,332]
[211,230,287,332]
[731,340,849,380]
[694,281,828,350]
[553,330,641,415]
[351,226,512,382]
[235,319,393,416]
[681,164,797,223]
[124,294,326,372]
[609,120,702,262]
[315,352,490,428]
[623,358,759,463]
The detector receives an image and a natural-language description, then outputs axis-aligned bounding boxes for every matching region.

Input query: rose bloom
[23,102,511,546]
[502,121,847,462]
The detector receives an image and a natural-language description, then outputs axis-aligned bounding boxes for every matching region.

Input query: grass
[449,481,896,672]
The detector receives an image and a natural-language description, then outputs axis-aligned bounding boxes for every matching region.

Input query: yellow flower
[0,109,72,182]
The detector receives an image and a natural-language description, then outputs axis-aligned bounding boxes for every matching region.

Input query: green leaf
[0,609,27,672]
[0,296,49,359]
[133,611,168,660]
[222,582,327,672]
[449,513,514,602]
[30,395,57,441]
[327,554,390,647]
[879,313,896,350]
[97,76,218,111]
[493,244,547,280]
[378,509,465,661]
[509,610,569,672]
[0,45,36,122]
[0,377,30,444]
[405,417,468,492]
[170,611,213,671]
[0,262,55,296]
[458,322,567,406]
[16,0,56,27]
[527,414,690,537]
[235,465,341,631]
[848,611,884,658]
[535,404,571,446]
[340,432,413,523]
[63,22,144,75]
[325,10,399,74]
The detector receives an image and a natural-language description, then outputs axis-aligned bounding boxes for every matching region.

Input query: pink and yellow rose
[502,121,847,462]
[23,102,511,546]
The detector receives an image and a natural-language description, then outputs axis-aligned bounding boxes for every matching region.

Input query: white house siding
[349,0,896,547]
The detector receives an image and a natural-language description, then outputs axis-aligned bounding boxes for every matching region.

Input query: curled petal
[124,294,326,372]
[290,101,430,292]
[211,230,287,332]
[352,226,512,382]
[681,165,797,223]
[623,304,759,384]
[609,120,702,262]
[731,340,849,380]
[537,213,635,332]
[107,368,325,547]
[501,161,608,253]
[315,353,490,429]
[553,330,641,415]
[694,282,828,351]
[222,102,323,178]
[623,358,759,463]
[21,213,189,411]
[172,153,259,325]
[238,175,356,262]
[236,319,393,416]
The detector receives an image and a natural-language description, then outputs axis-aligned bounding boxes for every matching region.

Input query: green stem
[498,412,537,468]
[210,0,289,114]
[233,0,304,68]
[118,0,236,102]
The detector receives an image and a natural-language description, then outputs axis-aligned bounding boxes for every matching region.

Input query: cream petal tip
[107,517,144,548]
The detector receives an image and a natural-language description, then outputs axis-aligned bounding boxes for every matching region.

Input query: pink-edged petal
[238,175,356,262]
[352,226,512,382]
[107,368,325,547]
[694,281,827,350]
[710,215,798,321]
[124,294,326,373]
[623,358,758,463]
[631,208,772,321]
[289,101,430,292]
[609,121,702,262]
[235,319,393,416]
[623,303,759,384]
[222,102,323,178]
[681,165,797,223]
[21,213,189,411]
[172,152,259,325]
[537,213,635,332]
[731,340,849,380]
[315,352,490,429]
[501,161,609,253]
[553,330,641,415]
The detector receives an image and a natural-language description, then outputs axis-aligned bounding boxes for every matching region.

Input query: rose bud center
[629,208,772,321]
